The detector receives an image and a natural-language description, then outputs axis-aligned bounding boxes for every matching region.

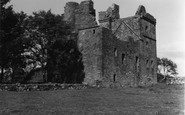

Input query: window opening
[140,39,144,50]
[127,44,129,48]
[114,48,117,57]
[140,39,144,44]
[145,25,148,30]
[93,29,95,34]
[151,60,154,68]
[146,59,149,68]
[146,41,149,47]
[113,74,116,82]
[136,56,139,72]
[122,53,126,64]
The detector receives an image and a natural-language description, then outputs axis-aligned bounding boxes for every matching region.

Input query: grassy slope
[0,83,184,115]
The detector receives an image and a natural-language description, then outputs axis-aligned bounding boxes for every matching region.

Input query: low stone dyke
[0,83,91,91]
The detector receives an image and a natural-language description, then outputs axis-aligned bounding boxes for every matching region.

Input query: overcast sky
[9,0,185,76]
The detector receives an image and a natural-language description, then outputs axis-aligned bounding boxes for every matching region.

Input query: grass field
[0,83,184,115]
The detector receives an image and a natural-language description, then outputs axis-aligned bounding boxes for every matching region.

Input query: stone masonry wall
[99,3,120,22]
[138,14,157,86]
[65,0,157,87]
[98,4,157,87]
[101,28,140,87]
[78,27,103,86]
[64,0,97,32]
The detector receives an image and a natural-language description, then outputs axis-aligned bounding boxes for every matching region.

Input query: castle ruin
[64,0,157,87]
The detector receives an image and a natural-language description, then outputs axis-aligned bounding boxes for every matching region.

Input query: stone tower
[64,0,97,32]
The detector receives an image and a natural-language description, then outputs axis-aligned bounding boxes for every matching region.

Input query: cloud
[158,51,185,59]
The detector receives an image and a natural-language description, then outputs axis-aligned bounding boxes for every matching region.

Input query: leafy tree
[157,57,178,82]
[23,10,80,83]
[0,4,84,83]
[0,0,14,82]
[157,57,162,74]
[47,37,84,83]
[9,12,29,82]
[0,0,27,83]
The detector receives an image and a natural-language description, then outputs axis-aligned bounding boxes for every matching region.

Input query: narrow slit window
[140,39,144,50]
[145,25,148,30]
[127,44,129,48]
[140,39,144,45]
[146,41,149,47]
[136,56,139,72]
[122,53,126,64]
[146,59,149,68]
[114,48,117,57]
[93,29,95,34]
[113,74,116,82]
[151,60,154,68]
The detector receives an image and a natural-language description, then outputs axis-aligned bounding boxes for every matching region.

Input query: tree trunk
[160,67,167,82]
[63,76,67,84]
[160,75,166,82]
[11,68,15,83]
[42,69,47,83]
[41,64,47,83]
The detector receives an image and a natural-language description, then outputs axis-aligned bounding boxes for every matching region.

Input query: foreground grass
[0,83,184,115]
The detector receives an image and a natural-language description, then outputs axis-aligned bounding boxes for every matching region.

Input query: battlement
[98,3,120,23]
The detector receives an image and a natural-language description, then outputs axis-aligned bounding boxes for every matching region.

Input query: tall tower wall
[64,0,97,32]
[78,27,103,85]
[64,2,79,29]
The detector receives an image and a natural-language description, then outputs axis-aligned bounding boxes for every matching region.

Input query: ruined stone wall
[101,28,140,87]
[138,37,157,86]
[111,17,140,41]
[64,0,97,32]
[99,3,120,22]
[99,13,141,41]
[138,16,157,86]
[100,16,141,87]
[78,27,103,86]
[98,3,120,30]
[64,2,79,29]
[78,25,143,87]
[111,17,157,86]
[98,5,157,87]
[67,1,157,87]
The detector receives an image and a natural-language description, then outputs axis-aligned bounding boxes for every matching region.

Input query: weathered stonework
[64,0,157,87]
[64,0,97,32]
